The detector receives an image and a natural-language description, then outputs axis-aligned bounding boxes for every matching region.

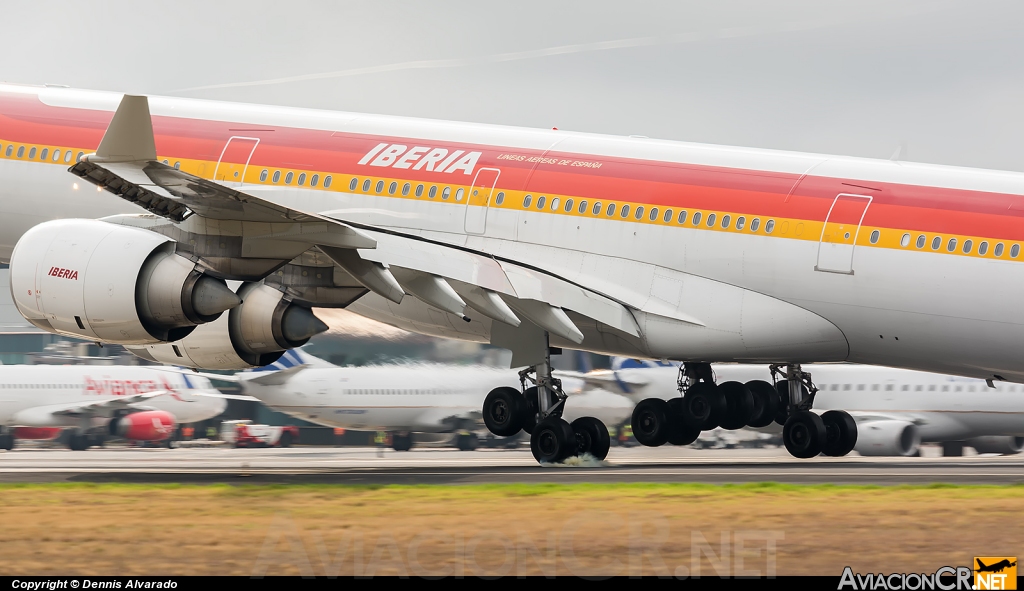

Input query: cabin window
[17,146,25,158]
[40,148,48,161]
[416,184,424,197]
[736,216,745,230]
[664,209,673,223]
[285,172,294,184]
[389,181,398,195]
[324,176,332,188]
[375,180,384,193]
[455,187,464,201]
[523,194,532,208]
[349,177,358,191]
[946,238,957,252]
[995,243,1005,257]
[722,214,731,228]
[550,197,560,210]
[565,198,574,212]
[870,230,880,244]
[900,233,910,247]
[362,179,371,192]
[77,151,84,162]
[428,186,437,199]
[297,173,306,186]
[28,147,36,159]
[260,170,268,182]
[536,195,546,209]
[402,183,410,196]
[620,204,630,218]
[634,206,644,220]
[173,161,180,169]
[678,211,688,224]
[692,212,702,226]
[311,174,320,187]
[962,239,973,254]
[52,149,61,161]
[979,241,989,255]
[1012,244,1021,258]
[4,145,11,157]
[649,207,659,221]
[578,200,587,213]
[442,187,451,200]
[706,213,716,227]
[272,170,281,183]
[750,218,760,232]
[606,203,616,216]
[931,236,941,250]
[497,191,506,205]
[916,235,926,248]
[765,219,775,234]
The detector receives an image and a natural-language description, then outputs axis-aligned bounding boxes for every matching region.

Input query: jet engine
[9,219,240,344]
[109,410,177,441]
[127,282,329,369]
[966,436,1024,455]
[853,420,920,457]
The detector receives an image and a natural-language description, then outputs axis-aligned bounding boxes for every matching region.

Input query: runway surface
[2,444,1023,485]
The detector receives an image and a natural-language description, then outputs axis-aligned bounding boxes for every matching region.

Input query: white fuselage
[0,366,226,428]
[241,364,632,432]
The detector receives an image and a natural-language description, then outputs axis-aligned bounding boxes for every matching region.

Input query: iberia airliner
[1,83,1021,463]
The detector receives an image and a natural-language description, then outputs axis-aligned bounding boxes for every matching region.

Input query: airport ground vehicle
[219,420,298,448]
[4,85,1024,463]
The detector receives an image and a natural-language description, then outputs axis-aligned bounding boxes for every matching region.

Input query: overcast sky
[3,1,1023,171]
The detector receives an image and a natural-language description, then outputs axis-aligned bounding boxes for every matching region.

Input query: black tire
[571,417,610,460]
[821,410,857,457]
[0,434,13,451]
[522,386,559,435]
[279,431,293,448]
[457,433,478,451]
[392,433,413,452]
[774,382,809,426]
[483,387,526,437]
[745,380,780,428]
[531,418,576,463]
[68,433,88,451]
[631,398,671,447]
[783,411,826,459]
[666,399,701,446]
[718,381,754,430]
[681,382,727,430]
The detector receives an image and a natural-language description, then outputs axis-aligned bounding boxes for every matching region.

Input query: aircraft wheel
[666,399,701,446]
[681,382,727,430]
[774,382,809,426]
[745,380,779,428]
[392,432,413,452]
[279,431,293,448]
[0,434,13,451]
[571,417,610,460]
[68,433,89,451]
[530,417,576,464]
[631,398,671,447]
[483,387,526,437]
[783,411,826,459]
[522,386,559,435]
[718,381,754,430]
[821,410,858,457]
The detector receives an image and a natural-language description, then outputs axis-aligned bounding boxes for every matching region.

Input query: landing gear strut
[481,336,610,464]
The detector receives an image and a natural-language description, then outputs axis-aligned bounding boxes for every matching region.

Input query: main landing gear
[483,347,610,464]
[631,362,857,459]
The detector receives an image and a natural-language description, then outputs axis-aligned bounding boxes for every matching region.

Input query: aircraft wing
[46,391,169,418]
[844,411,927,425]
[70,95,696,367]
[554,369,651,395]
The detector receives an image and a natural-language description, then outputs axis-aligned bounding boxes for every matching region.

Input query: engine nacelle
[126,282,329,369]
[109,410,177,441]
[9,219,240,344]
[966,436,1024,455]
[853,420,920,457]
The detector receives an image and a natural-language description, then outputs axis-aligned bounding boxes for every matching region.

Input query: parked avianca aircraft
[199,349,632,455]
[574,359,1024,457]
[0,365,228,451]
[3,83,1024,463]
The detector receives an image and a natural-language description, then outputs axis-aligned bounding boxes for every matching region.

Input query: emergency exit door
[815,193,872,274]
[213,136,260,186]
[464,168,501,234]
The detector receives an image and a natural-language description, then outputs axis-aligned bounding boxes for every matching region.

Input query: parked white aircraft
[573,359,1024,457]
[197,349,632,455]
[5,83,1024,462]
[0,365,229,450]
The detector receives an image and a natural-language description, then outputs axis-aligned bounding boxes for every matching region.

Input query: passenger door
[464,168,501,234]
[815,193,872,274]
[213,136,260,186]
